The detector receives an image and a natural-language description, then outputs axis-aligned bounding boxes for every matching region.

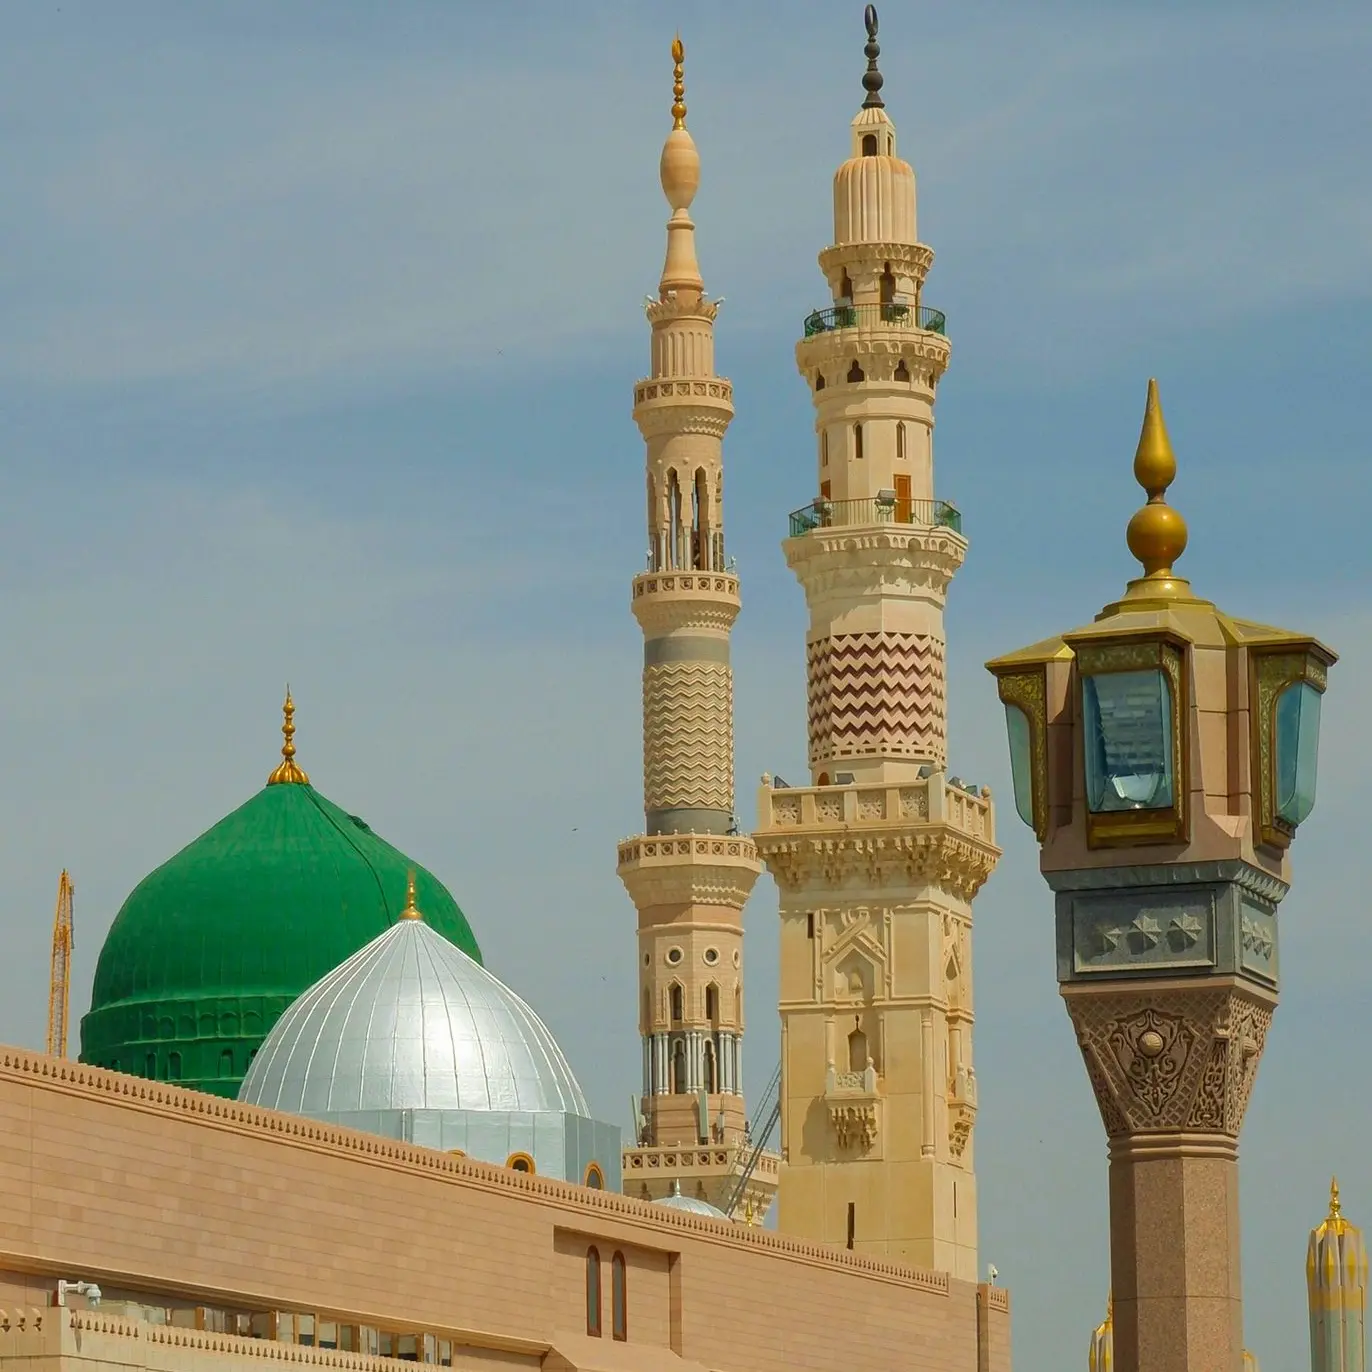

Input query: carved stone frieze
[784,530,967,601]
[1063,981,1275,1138]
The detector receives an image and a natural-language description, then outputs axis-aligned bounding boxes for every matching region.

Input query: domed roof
[238,881,586,1117]
[79,696,480,1099]
[653,1180,728,1220]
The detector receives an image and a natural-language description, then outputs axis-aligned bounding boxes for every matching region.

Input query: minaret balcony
[801,302,947,338]
[788,494,962,538]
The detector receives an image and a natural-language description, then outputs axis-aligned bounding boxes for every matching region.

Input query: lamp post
[987,380,1336,1372]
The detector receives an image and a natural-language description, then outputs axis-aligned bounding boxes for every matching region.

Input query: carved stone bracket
[1063,979,1274,1138]
[825,1064,880,1153]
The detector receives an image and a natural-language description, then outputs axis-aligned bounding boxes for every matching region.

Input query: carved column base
[1064,977,1275,1372]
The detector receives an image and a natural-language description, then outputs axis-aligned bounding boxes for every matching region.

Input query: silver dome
[239,915,589,1116]
[653,1181,729,1220]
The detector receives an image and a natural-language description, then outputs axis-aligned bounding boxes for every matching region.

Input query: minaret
[616,38,776,1221]
[753,6,999,1278]
[1309,1179,1368,1372]
[1089,1295,1114,1372]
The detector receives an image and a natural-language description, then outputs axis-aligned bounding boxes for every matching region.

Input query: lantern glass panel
[1003,704,1035,830]
[1275,680,1322,826]
[1083,669,1174,812]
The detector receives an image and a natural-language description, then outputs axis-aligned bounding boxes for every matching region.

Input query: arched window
[646,473,658,570]
[667,470,683,570]
[670,984,684,1023]
[611,1252,628,1341]
[847,360,865,384]
[854,424,864,461]
[505,1151,536,1174]
[586,1248,602,1337]
[815,373,826,391]
[641,986,652,1031]
[584,1162,605,1190]
[848,1024,869,1073]
[704,1041,717,1094]
[168,1052,182,1081]
[839,271,853,302]
[691,469,707,569]
[219,1048,234,1078]
[880,266,895,305]
[672,1039,687,1094]
[896,422,906,461]
[861,133,877,156]
[144,1051,156,1078]
[895,359,910,382]
[705,985,718,1021]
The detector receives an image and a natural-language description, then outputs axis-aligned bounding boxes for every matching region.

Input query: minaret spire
[617,36,773,1223]
[754,7,999,1279]
[1308,1177,1368,1372]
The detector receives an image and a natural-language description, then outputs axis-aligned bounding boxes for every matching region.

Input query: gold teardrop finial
[266,687,310,785]
[400,869,422,921]
[1330,1176,1343,1219]
[1124,378,1189,589]
[671,34,686,128]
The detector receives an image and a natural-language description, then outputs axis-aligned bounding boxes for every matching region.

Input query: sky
[1,0,1369,1367]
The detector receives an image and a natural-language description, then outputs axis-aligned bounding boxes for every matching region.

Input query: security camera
[986,1264,998,1285]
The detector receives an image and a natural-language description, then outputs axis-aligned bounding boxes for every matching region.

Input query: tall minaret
[1309,1179,1368,1372]
[616,38,776,1222]
[754,6,999,1278]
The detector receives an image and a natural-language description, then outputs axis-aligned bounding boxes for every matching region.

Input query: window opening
[854,424,864,461]
[586,1248,602,1337]
[611,1252,628,1341]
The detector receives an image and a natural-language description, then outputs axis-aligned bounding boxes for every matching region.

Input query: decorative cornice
[645,297,721,325]
[0,1046,956,1293]
[631,574,742,636]
[818,242,935,281]
[784,527,967,600]
[618,833,763,910]
[795,331,949,381]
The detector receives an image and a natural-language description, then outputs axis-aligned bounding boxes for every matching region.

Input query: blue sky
[1,1,1369,1367]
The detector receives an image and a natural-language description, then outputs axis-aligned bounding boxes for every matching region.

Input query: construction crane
[47,870,74,1058]
[724,1060,782,1220]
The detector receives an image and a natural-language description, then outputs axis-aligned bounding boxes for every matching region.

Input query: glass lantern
[1004,703,1036,830]
[1274,680,1322,826]
[1082,669,1175,812]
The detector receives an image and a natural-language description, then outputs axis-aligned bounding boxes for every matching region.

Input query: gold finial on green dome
[1124,378,1190,593]
[400,869,422,921]
[671,34,687,129]
[267,687,310,785]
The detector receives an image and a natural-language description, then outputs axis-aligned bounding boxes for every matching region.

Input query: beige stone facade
[0,1049,1008,1372]
[754,72,999,1281]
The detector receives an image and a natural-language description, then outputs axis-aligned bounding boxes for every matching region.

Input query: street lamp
[986,379,1336,1372]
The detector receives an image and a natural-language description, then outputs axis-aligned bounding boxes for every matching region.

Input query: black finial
[862,5,884,109]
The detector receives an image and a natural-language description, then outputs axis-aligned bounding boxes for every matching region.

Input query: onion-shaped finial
[267,687,310,786]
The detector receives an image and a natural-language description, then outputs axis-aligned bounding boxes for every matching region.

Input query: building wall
[0,1048,1009,1372]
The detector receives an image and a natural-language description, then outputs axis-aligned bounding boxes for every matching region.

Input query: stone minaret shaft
[617,40,772,1220]
[754,9,999,1278]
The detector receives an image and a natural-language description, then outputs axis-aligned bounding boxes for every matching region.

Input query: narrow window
[705,985,718,1021]
[807,912,815,939]
[854,424,864,461]
[145,1051,156,1078]
[839,271,853,301]
[887,135,893,154]
[895,359,910,382]
[896,422,906,461]
[506,1152,535,1174]
[848,1025,869,1073]
[861,133,877,156]
[821,430,829,466]
[704,1042,717,1093]
[847,1203,856,1250]
[586,1248,602,1337]
[847,359,865,384]
[815,372,826,392]
[611,1252,627,1341]
[954,1183,959,1219]
[670,984,683,1022]
[879,266,895,305]
[672,1039,687,1093]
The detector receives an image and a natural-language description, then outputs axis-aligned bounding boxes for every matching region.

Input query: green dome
[79,781,481,1098]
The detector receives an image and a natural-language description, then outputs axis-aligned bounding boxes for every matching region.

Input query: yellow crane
[47,870,74,1058]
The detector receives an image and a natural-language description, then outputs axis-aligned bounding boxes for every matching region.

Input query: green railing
[788,495,963,538]
[802,303,947,338]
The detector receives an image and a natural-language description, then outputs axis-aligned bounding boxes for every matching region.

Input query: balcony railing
[802,303,948,338]
[788,494,963,538]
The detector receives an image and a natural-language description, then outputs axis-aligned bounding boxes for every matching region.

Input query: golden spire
[1123,378,1190,597]
[671,34,686,128]
[266,688,310,785]
[1330,1176,1343,1220]
[399,869,422,921]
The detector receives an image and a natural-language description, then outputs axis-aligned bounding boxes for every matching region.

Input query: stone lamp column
[987,380,1336,1372]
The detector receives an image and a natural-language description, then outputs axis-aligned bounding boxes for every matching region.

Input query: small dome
[653,1180,728,1220]
[238,908,586,1116]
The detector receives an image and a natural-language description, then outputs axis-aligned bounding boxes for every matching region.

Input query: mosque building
[0,12,1015,1372]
